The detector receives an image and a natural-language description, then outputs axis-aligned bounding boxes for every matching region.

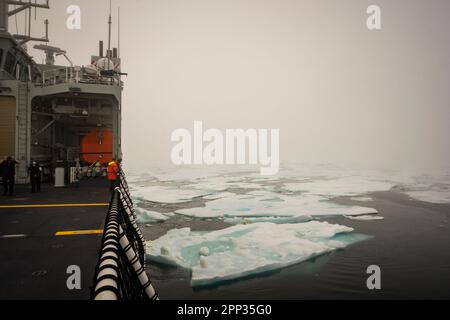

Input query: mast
[0,0,7,32]
[107,0,112,67]
[0,0,50,44]
[117,6,120,58]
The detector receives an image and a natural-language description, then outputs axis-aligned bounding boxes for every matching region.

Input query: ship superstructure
[0,0,123,184]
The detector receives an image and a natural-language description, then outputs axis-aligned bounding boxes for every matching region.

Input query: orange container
[80,129,113,164]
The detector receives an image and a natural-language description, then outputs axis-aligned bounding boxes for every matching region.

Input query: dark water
[143,191,450,299]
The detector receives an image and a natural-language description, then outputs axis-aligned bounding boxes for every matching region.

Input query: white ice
[143,165,257,182]
[135,207,172,223]
[345,215,384,221]
[223,215,312,225]
[184,176,261,193]
[393,174,450,204]
[349,196,373,201]
[202,192,236,200]
[404,190,450,204]
[175,192,377,219]
[282,176,394,198]
[130,185,210,203]
[145,221,368,286]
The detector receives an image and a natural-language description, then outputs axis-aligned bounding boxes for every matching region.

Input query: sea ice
[405,190,450,204]
[184,175,262,193]
[223,215,312,225]
[145,221,368,286]
[130,185,210,203]
[393,174,450,204]
[135,207,172,223]
[344,215,384,221]
[349,196,373,201]
[175,192,377,219]
[282,176,394,198]
[147,165,256,182]
[202,192,236,200]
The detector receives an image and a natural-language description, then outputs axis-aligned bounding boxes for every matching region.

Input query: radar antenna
[33,44,73,66]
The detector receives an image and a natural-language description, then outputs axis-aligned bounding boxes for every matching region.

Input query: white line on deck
[0,234,27,239]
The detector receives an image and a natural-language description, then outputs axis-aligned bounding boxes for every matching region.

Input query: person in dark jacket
[28,161,42,193]
[1,156,19,196]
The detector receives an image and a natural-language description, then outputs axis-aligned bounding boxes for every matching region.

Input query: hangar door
[0,96,16,159]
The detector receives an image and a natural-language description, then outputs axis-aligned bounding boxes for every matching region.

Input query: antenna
[107,0,112,70]
[28,0,31,38]
[3,0,51,44]
[117,6,120,58]
[108,0,112,55]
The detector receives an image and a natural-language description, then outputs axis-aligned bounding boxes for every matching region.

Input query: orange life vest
[107,161,118,181]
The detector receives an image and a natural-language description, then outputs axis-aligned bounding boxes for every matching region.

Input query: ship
[0,0,122,179]
[0,0,155,300]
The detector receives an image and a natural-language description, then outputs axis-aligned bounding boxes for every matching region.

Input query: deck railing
[39,66,123,87]
[91,166,158,300]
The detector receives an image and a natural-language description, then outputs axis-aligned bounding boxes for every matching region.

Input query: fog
[17,0,450,173]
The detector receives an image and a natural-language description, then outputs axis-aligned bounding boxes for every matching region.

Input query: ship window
[15,62,22,80]
[18,62,28,82]
[4,52,16,75]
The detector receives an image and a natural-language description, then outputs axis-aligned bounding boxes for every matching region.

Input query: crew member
[29,161,42,193]
[1,156,19,196]
[107,158,119,193]
[92,156,102,177]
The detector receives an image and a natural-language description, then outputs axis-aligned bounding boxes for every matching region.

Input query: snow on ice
[145,221,369,286]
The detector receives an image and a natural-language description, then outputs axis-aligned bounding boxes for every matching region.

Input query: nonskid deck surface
[0,178,111,300]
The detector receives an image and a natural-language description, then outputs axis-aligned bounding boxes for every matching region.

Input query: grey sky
[15,0,450,172]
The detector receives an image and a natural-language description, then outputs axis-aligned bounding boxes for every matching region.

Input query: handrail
[39,66,123,87]
[91,166,158,300]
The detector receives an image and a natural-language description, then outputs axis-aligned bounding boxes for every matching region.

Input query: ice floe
[345,215,384,221]
[145,165,256,182]
[184,177,261,192]
[404,190,450,204]
[130,185,210,203]
[282,176,394,198]
[223,215,312,225]
[175,192,377,219]
[145,221,368,286]
[202,192,236,200]
[393,174,450,204]
[135,207,172,223]
[348,196,373,201]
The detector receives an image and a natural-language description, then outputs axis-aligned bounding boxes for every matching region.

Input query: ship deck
[0,178,110,300]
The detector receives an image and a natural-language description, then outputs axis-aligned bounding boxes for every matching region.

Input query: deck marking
[1,234,27,239]
[55,229,104,236]
[0,203,109,209]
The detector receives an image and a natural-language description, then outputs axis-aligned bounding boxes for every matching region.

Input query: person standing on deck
[92,156,102,177]
[28,161,42,193]
[1,156,19,196]
[107,158,119,193]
